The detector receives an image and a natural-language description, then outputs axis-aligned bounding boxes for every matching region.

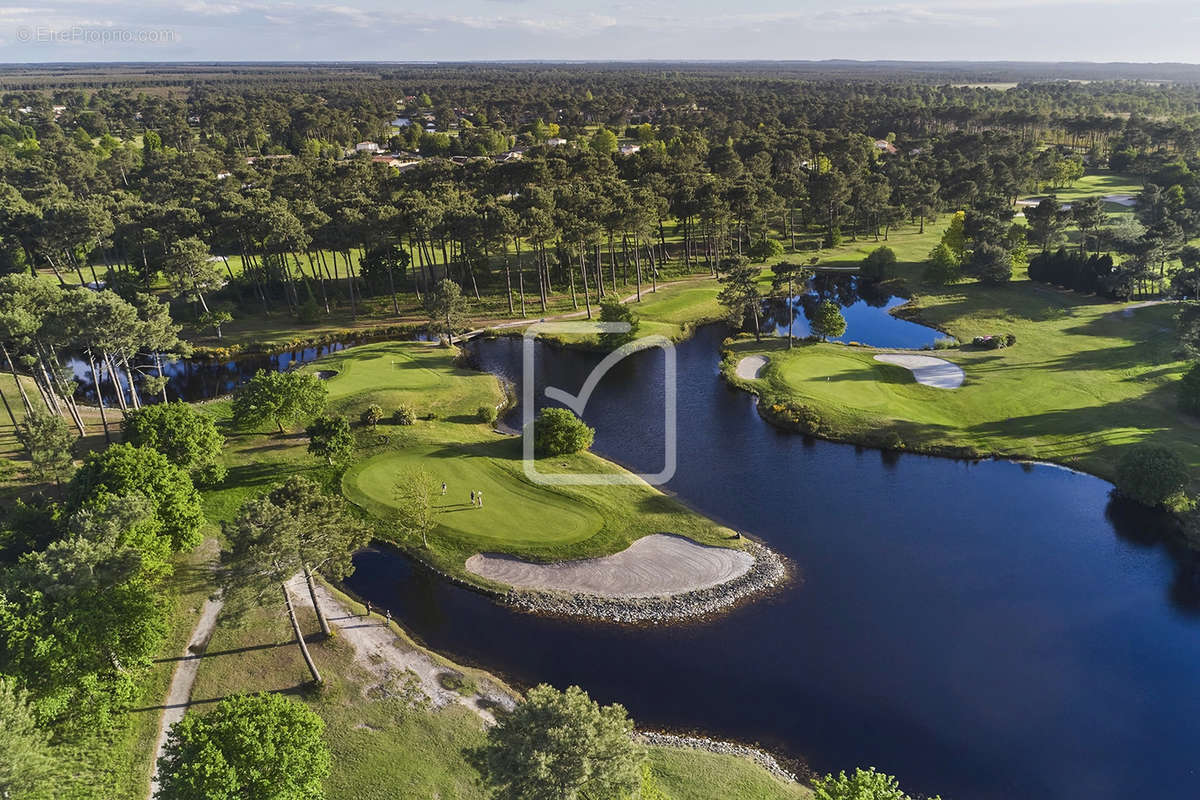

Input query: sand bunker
[874,353,964,389]
[465,534,755,599]
[735,355,768,379]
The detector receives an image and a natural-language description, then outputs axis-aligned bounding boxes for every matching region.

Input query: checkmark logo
[522,322,676,486]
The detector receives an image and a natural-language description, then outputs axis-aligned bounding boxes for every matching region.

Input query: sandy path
[1114,299,1178,318]
[874,353,964,389]
[465,534,754,599]
[286,577,515,723]
[148,595,223,799]
[735,355,768,380]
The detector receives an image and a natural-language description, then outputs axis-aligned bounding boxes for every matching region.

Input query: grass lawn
[725,278,1199,487]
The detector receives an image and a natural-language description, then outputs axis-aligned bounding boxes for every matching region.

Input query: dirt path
[465,534,755,599]
[286,577,516,723]
[147,594,223,799]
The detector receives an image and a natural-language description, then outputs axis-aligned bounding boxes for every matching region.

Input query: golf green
[343,444,604,547]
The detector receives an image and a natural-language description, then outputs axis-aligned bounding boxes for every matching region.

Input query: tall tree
[474,684,643,800]
[231,370,328,435]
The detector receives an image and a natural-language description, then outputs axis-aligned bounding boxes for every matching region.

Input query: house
[390,117,412,128]
[372,155,420,169]
[545,137,568,147]
[216,171,232,180]
[354,141,381,153]
[618,143,641,156]
[874,139,898,155]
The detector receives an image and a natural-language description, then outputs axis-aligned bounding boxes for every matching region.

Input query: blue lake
[345,324,1200,800]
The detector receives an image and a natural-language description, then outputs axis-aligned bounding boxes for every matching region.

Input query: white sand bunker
[465,534,755,599]
[874,353,964,389]
[1102,194,1136,207]
[736,355,768,379]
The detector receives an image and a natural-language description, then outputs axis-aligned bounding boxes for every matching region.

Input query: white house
[390,117,412,128]
[618,143,641,155]
[545,137,568,146]
[354,141,381,153]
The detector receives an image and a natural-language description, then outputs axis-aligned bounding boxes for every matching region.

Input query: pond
[765,275,943,350]
[344,324,1200,800]
[62,342,352,404]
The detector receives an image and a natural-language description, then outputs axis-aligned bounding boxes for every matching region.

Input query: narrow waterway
[345,324,1200,800]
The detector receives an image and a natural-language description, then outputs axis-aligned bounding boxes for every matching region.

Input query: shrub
[972,335,1007,350]
[923,242,961,285]
[761,398,823,435]
[747,238,784,262]
[477,405,498,424]
[530,407,594,455]
[1004,332,1017,347]
[360,404,384,429]
[880,431,906,451]
[296,297,322,323]
[968,241,1013,285]
[823,227,843,248]
[859,246,898,282]
[394,405,416,425]
[1180,363,1200,417]
[437,671,478,696]
[933,336,958,350]
[1115,444,1191,510]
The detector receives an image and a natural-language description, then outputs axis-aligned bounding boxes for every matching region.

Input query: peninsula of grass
[203,340,738,590]
[723,279,1200,490]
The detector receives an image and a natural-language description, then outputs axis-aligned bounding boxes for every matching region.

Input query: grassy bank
[723,280,1197,488]
[184,577,808,800]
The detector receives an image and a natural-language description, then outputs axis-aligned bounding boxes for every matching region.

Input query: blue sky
[0,1,1193,63]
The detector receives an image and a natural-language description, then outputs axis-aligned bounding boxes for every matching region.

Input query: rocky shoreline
[638,731,800,783]
[495,539,789,624]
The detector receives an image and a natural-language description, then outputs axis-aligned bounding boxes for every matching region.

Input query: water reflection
[763,275,942,349]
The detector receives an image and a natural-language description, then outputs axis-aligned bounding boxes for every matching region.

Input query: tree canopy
[156,692,331,800]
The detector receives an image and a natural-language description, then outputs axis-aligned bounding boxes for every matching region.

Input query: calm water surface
[345,324,1200,800]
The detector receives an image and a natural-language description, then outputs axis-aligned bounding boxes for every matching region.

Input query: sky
[0,0,1196,64]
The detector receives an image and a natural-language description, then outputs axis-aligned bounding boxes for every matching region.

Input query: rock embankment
[493,539,788,624]
[639,731,799,783]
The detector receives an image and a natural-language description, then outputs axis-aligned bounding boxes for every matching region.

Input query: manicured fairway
[315,341,505,419]
[727,281,1200,487]
[343,444,603,546]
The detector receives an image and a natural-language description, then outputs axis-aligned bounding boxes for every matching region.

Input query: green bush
[296,297,322,324]
[530,407,594,455]
[477,405,498,424]
[932,336,958,350]
[393,405,416,425]
[360,404,384,429]
[860,246,898,281]
[761,397,824,435]
[1115,444,1191,510]
[1179,362,1200,417]
[747,238,784,262]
